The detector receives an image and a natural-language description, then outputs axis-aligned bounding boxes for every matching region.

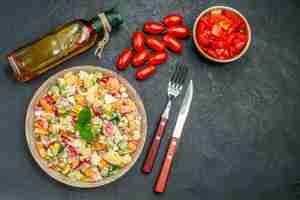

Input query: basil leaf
[77,107,91,125]
[79,123,94,142]
[108,165,120,176]
[75,123,82,131]
[75,107,95,142]
[110,112,121,125]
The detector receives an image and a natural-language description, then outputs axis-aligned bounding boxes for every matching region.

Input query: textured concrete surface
[0,0,300,200]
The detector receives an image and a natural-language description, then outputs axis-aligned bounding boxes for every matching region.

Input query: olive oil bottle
[7,9,123,81]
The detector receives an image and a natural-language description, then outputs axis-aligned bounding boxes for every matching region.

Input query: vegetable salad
[34,71,142,182]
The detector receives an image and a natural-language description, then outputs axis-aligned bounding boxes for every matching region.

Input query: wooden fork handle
[142,117,168,174]
[154,137,178,193]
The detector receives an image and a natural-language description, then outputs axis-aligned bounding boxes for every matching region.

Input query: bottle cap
[105,9,123,29]
[91,9,123,33]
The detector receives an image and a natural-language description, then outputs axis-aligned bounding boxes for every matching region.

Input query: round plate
[25,66,147,188]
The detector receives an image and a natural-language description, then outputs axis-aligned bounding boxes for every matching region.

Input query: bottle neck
[90,10,123,33]
[90,17,104,33]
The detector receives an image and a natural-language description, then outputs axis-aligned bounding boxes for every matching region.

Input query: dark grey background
[1,0,300,199]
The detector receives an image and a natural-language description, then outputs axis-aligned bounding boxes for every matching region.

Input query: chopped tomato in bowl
[193,6,251,63]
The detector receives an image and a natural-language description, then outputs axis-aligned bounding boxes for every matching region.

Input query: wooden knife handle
[154,137,178,193]
[142,117,168,174]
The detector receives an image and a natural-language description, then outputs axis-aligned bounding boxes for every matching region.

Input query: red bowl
[193,6,252,63]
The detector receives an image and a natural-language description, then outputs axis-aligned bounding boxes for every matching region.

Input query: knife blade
[154,80,193,193]
[172,79,193,138]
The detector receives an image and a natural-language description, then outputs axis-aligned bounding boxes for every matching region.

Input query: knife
[154,80,193,193]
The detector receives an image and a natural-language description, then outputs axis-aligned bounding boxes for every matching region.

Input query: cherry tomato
[148,51,168,65]
[44,95,55,104]
[201,14,213,30]
[162,35,182,54]
[229,46,239,56]
[212,41,229,50]
[222,49,230,59]
[226,34,236,45]
[145,36,165,52]
[207,48,218,58]
[143,21,165,34]
[167,25,190,39]
[197,30,211,47]
[233,39,246,51]
[223,10,240,24]
[136,64,156,80]
[163,14,184,26]
[116,48,133,70]
[132,49,150,67]
[132,31,145,52]
[198,21,207,32]
[211,24,224,37]
[92,105,102,116]
[215,48,226,59]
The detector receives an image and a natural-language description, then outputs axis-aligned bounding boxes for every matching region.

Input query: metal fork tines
[162,64,188,118]
[142,64,188,173]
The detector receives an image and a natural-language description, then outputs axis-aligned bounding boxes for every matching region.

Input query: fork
[142,64,188,173]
